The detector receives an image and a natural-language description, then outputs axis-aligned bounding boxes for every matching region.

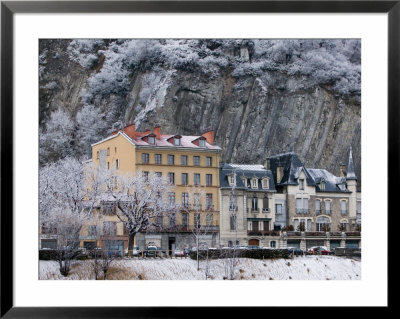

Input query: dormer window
[199,139,205,147]
[229,174,236,186]
[174,137,180,146]
[252,178,258,189]
[262,178,269,189]
[320,180,325,190]
[299,179,304,190]
[148,136,155,144]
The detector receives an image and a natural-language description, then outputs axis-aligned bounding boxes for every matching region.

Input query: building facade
[86,124,221,252]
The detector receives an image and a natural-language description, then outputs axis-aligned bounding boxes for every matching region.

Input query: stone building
[266,147,361,250]
[219,163,281,248]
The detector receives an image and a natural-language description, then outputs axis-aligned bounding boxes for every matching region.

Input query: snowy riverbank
[40,255,360,280]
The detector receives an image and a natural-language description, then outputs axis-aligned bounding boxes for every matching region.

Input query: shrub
[188,248,290,260]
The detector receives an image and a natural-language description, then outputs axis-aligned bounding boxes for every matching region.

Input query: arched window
[316,216,330,231]
[263,196,269,211]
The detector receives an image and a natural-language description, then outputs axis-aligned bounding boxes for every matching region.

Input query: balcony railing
[248,207,260,214]
[341,210,348,216]
[324,209,331,215]
[315,209,322,216]
[229,206,238,211]
[262,208,270,213]
[205,205,214,211]
[296,209,310,215]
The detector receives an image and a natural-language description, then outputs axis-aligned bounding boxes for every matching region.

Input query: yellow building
[86,124,221,252]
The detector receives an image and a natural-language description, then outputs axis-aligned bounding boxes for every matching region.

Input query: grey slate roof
[267,152,351,193]
[219,163,276,192]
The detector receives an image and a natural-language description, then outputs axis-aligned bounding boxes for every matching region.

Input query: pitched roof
[307,169,349,193]
[219,163,276,191]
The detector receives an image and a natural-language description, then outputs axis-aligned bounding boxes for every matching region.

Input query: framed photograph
[1,0,393,317]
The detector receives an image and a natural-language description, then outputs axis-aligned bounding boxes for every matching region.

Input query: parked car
[145,245,159,257]
[307,246,333,255]
[287,247,306,256]
[125,246,140,256]
[247,245,261,250]
[173,249,186,257]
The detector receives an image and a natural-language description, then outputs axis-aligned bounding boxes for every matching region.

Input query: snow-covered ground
[40,255,360,280]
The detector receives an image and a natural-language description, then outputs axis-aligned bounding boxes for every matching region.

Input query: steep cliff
[39,39,361,187]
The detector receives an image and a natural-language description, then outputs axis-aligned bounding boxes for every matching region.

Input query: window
[325,200,331,214]
[193,156,200,166]
[142,153,149,164]
[194,213,201,227]
[182,213,188,229]
[181,193,189,208]
[296,198,308,214]
[103,222,117,236]
[229,174,235,186]
[252,178,258,189]
[107,162,110,170]
[252,197,258,211]
[206,194,213,210]
[194,173,200,186]
[229,193,237,211]
[320,181,325,190]
[199,139,205,147]
[193,193,201,209]
[115,159,119,169]
[88,225,97,236]
[316,216,330,231]
[168,154,175,165]
[181,155,188,165]
[168,172,175,185]
[307,219,312,231]
[230,215,237,231]
[262,178,269,189]
[181,173,188,185]
[263,197,269,211]
[115,147,117,154]
[340,220,348,231]
[169,215,175,227]
[168,192,175,206]
[315,199,321,214]
[206,174,212,186]
[143,171,149,181]
[206,213,213,226]
[263,221,270,231]
[148,136,155,144]
[107,147,110,156]
[174,137,181,146]
[275,203,283,215]
[206,157,212,167]
[341,200,347,215]
[156,172,162,178]
[96,151,99,159]
[270,241,276,248]
[155,154,162,164]
[299,179,304,190]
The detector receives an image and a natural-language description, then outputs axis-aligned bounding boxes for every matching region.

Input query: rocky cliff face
[39,39,361,188]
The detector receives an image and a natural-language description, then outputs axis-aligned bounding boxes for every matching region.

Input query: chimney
[264,158,270,170]
[339,162,346,177]
[202,129,214,145]
[277,166,283,183]
[123,124,136,139]
[154,124,161,140]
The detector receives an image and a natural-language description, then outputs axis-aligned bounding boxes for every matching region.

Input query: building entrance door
[248,239,259,246]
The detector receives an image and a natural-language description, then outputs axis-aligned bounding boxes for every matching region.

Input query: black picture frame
[1,0,393,317]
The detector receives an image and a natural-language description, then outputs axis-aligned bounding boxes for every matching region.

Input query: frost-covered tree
[75,104,107,158]
[39,108,74,165]
[39,158,105,276]
[103,170,176,255]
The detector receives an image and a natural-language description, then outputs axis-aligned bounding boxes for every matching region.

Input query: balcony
[341,210,348,216]
[324,209,331,215]
[205,205,214,211]
[262,230,281,236]
[262,208,270,213]
[315,209,322,216]
[248,207,260,214]
[345,231,361,237]
[229,206,238,211]
[296,209,310,215]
